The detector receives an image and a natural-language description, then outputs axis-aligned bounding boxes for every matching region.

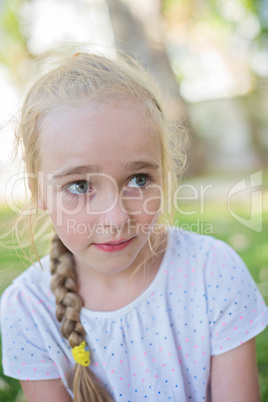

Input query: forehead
[38,101,161,173]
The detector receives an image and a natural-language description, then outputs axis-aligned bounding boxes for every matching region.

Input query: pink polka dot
[18,371,20,374]
[133,373,136,377]
[27,378,30,381]
[222,322,226,326]
[120,360,123,363]
[111,370,114,373]
[142,379,145,382]
[234,327,237,330]
[227,337,230,341]
[144,353,147,356]
[194,345,197,348]
[34,368,37,371]
[22,363,25,366]
[172,369,175,372]
[156,375,158,378]
[46,372,49,376]
[120,377,123,380]
[162,364,165,367]
[194,361,197,364]
[159,347,162,351]
[94,363,98,366]
[164,270,167,274]
[240,316,243,320]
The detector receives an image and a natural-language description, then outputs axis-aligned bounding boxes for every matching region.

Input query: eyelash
[63,180,92,198]
[62,173,153,198]
[126,173,153,189]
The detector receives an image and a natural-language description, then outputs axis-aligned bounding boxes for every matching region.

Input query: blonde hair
[16,51,187,401]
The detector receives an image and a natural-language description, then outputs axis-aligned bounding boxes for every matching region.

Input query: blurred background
[0,0,268,400]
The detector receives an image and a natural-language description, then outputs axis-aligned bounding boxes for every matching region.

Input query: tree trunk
[106,0,206,175]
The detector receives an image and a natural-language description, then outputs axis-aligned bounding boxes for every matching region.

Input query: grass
[0,198,268,401]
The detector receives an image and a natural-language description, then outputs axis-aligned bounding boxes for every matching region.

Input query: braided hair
[50,233,113,401]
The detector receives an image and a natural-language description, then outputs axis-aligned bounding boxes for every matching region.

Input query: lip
[92,238,134,252]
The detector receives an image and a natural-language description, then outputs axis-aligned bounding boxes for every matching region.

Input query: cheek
[49,201,97,243]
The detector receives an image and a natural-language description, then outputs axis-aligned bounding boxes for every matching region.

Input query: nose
[98,191,130,229]
[101,201,130,228]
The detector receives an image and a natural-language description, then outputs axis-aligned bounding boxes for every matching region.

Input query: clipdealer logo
[228,170,263,233]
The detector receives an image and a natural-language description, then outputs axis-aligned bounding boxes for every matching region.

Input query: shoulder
[166,226,243,267]
[0,255,52,317]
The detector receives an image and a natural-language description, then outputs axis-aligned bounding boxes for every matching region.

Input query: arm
[20,379,73,402]
[211,338,261,402]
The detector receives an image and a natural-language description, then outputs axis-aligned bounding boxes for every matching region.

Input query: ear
[38,195,47,210]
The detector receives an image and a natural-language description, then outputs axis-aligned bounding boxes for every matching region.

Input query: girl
[1,51,267,402]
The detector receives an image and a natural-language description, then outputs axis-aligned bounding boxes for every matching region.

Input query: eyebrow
[52,160,160,180]
[52,165,98,179]
[125,160,160,171]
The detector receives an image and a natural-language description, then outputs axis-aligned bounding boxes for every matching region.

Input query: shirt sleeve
[205,238,268,356]
[0,281,61,381]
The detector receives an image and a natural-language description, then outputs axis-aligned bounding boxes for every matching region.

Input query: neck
[74,232,167,311]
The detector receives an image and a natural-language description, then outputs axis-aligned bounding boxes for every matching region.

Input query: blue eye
[128,174,148,188]
[66,181,90,195]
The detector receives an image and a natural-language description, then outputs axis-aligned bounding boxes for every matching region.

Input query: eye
[66,181,90,195]
[127,174,148,188]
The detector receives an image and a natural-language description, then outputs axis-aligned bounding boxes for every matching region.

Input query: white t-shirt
[1,228,268,401]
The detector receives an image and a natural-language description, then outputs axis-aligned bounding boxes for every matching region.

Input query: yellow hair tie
[72,341,91,367]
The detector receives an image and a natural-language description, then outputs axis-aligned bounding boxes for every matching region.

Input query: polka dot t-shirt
[1,229,268,401]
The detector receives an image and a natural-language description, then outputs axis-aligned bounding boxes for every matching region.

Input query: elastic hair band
[72,341,91,367]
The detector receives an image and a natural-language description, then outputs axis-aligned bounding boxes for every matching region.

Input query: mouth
[92,238,134,252]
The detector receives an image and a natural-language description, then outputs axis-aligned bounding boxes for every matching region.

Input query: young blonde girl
[1,51,267,402]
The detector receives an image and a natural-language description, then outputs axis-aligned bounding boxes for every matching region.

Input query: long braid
[50,233,113,402]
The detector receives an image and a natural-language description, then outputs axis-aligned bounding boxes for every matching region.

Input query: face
[38,101,163,276]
